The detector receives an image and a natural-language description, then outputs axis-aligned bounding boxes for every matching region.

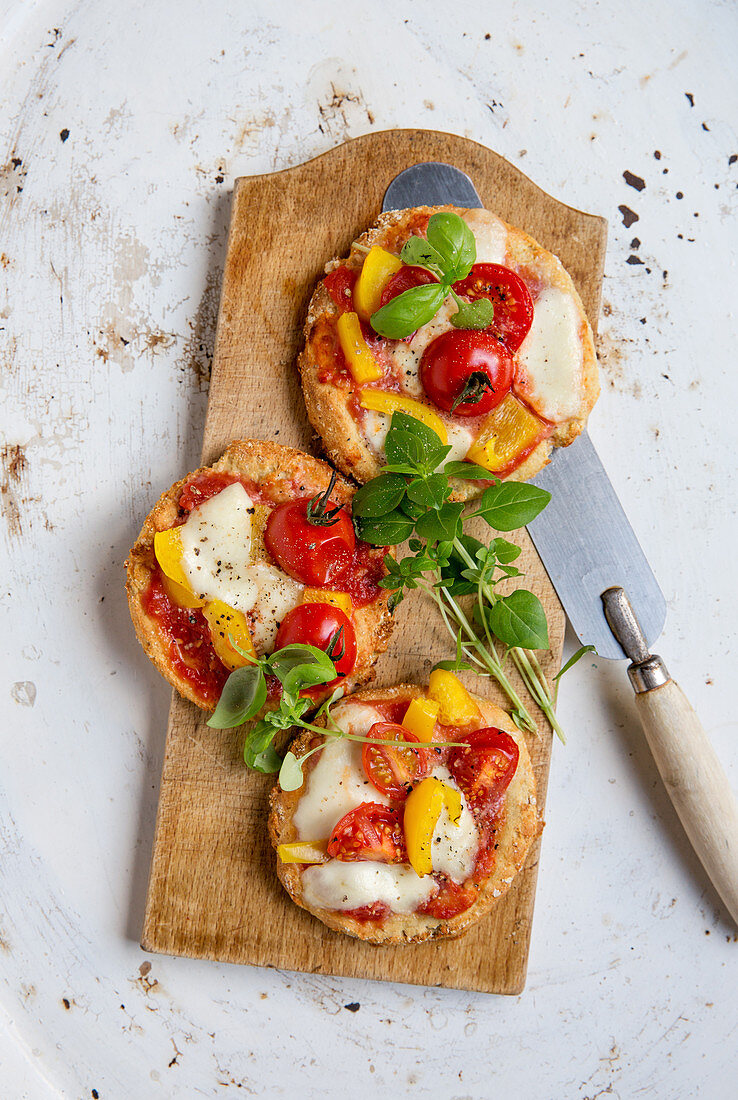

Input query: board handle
[635,680,738,925]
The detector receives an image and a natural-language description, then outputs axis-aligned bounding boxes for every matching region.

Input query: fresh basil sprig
[351,411,583,740]
[369,212,493,339]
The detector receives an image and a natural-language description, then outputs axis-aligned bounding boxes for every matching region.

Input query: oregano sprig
[369,212,493,339]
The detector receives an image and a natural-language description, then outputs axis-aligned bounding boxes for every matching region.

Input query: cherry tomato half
[452,263,534,352]
[379,264,438,308]
[447,727,519,815]
[273,603,357,678]
[327,802,406,863]
[420,330,514,416]
[265,482,356,588]
[418,878,477,919]
[362,722,430,801]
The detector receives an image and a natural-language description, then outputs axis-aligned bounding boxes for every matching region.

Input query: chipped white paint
[1,1,737,1097]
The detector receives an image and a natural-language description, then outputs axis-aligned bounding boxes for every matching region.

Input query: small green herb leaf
[243,719,277,767]
[477,482,551,531]
[207,664,266,729]
[370,282,447,339]
[251,745,282,773]
[405,473,450,510]
[488,590,550,649]
[356,510,415,545]
[450,296,495,330]
[400,236,444,275]
[278,751,305,791]
[442,460,497,482]
[490,537,522,565]
[553,644,598,681]
[425,212,476,280]
[415,501,464,543]
[351,473,407,518]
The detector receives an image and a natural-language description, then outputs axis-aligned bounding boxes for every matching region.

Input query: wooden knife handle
[635,680,738,925]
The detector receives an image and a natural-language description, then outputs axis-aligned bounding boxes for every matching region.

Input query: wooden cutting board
[141,129,606,994]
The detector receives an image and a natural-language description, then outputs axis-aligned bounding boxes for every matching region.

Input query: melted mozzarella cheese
[516,286,584,420]
[293,703,388,839]
[461,209,508,264]
[179,482,303,651]
[302,860,435,913]
[429,766,479,883]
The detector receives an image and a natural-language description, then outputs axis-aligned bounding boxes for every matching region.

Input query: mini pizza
[299,205,599,495]
[126,440,394,711]
[269,672,540,944]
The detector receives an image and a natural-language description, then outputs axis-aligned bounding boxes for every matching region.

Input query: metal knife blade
[382,162,666,659]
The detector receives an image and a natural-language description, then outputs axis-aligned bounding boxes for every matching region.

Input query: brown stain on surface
[1,443,27,539]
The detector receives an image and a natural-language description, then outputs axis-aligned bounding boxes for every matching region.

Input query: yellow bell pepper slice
[154,527,205,606]
[337,311,384,384]
[301,587,353,618]
[161,573,205,609]
[404,777,462,876]
[402,697,440,744]
[358,389,448,444]
[466,394,546,474]
[202,599,256,670]
[353,246,403,321]
[277,840,329,865]
[427,669,479,725]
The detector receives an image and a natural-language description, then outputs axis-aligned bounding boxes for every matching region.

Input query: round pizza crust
[299,205,599,500]
[268,682,542,945]
[125,439,395,712]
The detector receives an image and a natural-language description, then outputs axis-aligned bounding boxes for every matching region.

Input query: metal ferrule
[627,654,670,693]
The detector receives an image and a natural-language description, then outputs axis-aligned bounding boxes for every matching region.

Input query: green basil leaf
[387,411,450,470]
[488,590,550,649]
[426,212,476,280]
[450,297,495,330]
[415,501,463,543]
[405,473,450,510]
[351,473,407,518]
[442,460,497,481]
[491,537,522,565]
[432,659,475,673]
[268,644,335,681]
[278,750,305,791]
[553,644,598,681]
[385,428,426,471]
[243,719,277,766]
[400,236,445,274]
[356,511,415,545]
[477,482,551,531]
[207,665,266,729]
[281,660,336,697]
[370,282,447,339]
[251,745,282,774]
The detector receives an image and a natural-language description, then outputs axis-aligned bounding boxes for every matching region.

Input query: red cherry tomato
[452,264,534,351]
[418,878,477,919]
[265,484,356,588]
[379,265,438,308]
[273,603,357,678]
[447,728,519,815]
[419,330,514,416]
[361,723,430,801]
[324,265,357,311]
[327,802,406,863]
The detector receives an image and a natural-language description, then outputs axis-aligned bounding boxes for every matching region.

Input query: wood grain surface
[141,129,607,994]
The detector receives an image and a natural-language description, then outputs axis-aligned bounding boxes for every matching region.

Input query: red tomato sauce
[344,901,392,923]
[141,571,228,705]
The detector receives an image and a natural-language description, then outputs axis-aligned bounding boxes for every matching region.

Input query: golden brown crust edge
[125,439,395,712]
[298,205,599,501]
[268,682,541,945]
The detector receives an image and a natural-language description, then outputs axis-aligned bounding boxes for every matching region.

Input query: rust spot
[0,253,10,268]
[623,170,646,191]
[139,960,152,977]
[618,204,639,228]
[1,443,27,539]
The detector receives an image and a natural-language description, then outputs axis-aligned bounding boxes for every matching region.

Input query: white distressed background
[1,1,737,1097]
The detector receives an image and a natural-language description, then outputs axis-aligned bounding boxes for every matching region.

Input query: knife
[382,161,738,925]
